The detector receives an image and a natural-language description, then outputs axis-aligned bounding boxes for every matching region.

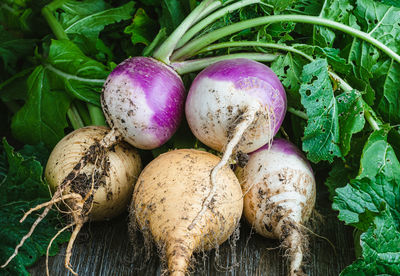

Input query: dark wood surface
[29,188,355,276]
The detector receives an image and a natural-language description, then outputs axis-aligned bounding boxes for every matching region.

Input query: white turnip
[185,58,287,232]
[130,149,243,276]
[236,139,316,276]
[1,126,142,275]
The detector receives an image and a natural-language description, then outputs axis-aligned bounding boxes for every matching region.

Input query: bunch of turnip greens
[1,0,400,274]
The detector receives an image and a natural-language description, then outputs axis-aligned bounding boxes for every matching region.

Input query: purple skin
[190,59,287,135]
[254,138,313,172]
[101,57,185,149]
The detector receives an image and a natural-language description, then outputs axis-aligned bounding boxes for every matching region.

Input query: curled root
[0,190,84,269]
[188,103,260,231]
[281,221,308,276]
[46,222,76,276]
[20,193,82,223]
[64,217,87,275]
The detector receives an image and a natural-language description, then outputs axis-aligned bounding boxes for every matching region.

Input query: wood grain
[29,188,354,276]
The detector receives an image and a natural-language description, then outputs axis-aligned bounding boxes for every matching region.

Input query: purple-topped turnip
[236,138,316,276]
[101,57,185,149]
[184,59,286,230]
[186,58,286,153]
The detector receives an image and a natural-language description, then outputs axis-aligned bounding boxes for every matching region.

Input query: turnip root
[130,149,243,276]
[185,58,286,233]
[186,58,286,153]
[1,126,142,275]
[236,139,316,276]
[101,57,185,150]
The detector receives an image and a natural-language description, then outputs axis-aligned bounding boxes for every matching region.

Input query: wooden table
[29,188,354,275]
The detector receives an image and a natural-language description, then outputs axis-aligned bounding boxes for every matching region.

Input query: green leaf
[376,0,400,7]
[333,175,400,229]
[60,1,135,42]
[11,66,72,149]
[0,67,33,102]
[337,90,365,156]
[125,8,157,46]
[0,26,36,74]
[347,40,379,105]
[314,0,358,48]
[377,60,400,124]
[47,39,109,106]
[270,52,307,108]
[341,209,400,275]
[299,59,341,163]
[355,0,400,53]
[348,0,400,105]
[0,0,32,32]
[159,0,188,33]
[0,140,70,275]
[359,130,400,182]
[265,0,298,12]
[325,159,353,200]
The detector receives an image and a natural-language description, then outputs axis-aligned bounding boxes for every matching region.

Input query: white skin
[186,77,275,153]
[237,145,316,276]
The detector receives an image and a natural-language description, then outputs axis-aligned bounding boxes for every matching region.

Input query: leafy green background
[1,0,400,274]
[0,140,70,276]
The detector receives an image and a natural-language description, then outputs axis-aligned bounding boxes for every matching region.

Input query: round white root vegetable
[1,126,142,275]
[185,58,287,235]
[186,58,286,154]
[130,149,243,276]
[236,139,316,276]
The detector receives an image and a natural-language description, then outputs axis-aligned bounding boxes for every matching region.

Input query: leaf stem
[197,41,314,61]
[194,1,223,24]
[170,52,278,74]
[67,103,84,130]
[42,6,68,40]
[46,0,67,12]
[87,103,106,126]
[74,101,91,126]
[287,107,308,120]
[364,110,380,131]
[171,14,400,64]
[152,0,217,64]
[176,0,261,49]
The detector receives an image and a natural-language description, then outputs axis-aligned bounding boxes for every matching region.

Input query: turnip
[236,139,316,276]
[1,126,142,275]
[129,149,243,276]
[185,58,286,230]
[101,57,186,150]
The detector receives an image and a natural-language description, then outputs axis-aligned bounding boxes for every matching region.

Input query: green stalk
[143,28,167,57]
[74,101,91,126]
[67,103,85,130]
[177,0,261,49]
[171,14,400,64]
[42,6,68,40]
[152,0,217,64]
[364,109,380,131]
[88,103,107,126]
[46,0,66,11]
[171,52,278,74]
[287,107,308,120]
[197,41,314,61]
[194,1,223,24]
